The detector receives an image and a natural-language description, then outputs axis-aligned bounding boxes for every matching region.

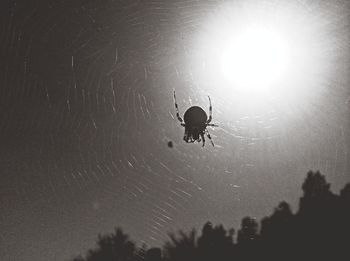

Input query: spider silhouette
[173,91,218,147]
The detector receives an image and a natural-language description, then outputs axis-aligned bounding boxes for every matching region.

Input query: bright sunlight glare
[192,1,332,114]
[220,26,289,94]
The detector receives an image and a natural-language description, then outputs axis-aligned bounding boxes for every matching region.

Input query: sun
[220,26,290,94]
[192,1,331,113]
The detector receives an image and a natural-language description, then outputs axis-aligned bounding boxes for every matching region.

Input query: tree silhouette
[340,183,350,203]
[163,229,197,261]
[296,171,340,260]
[237,217,259,244]
[299,170,334,213]
[145,248,162,261]
[71,171,349,261]
[74,228,136,261]
[338,183,350,259]
[260,201,295,261]
[197,222,234,261]
[236,217,260,261]
[261,201,293,238]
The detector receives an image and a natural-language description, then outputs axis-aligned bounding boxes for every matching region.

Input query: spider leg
[206,129,215,147]
[173,90,184,123]
[200,133,205,147]
[207,123,218,127]
[207,95,212,124]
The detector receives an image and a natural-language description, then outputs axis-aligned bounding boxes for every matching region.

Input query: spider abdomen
[183,106,208,126]
[173,91,216,146]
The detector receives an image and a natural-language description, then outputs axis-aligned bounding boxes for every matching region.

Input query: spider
[173,91,218,147]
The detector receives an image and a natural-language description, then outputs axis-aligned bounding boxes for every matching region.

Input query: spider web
[0,1,349,260]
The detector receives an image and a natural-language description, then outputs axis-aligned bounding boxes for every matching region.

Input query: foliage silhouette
[144,248,162,261]
[73,228,136,261]
[72,171,349,261]
[197,222,234,261]
[163,229,197,261]
[260,201,295,261]
[236,217,260,261]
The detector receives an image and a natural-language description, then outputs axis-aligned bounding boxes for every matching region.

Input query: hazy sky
[0,0,349,260]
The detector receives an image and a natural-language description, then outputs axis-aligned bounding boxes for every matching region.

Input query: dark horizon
[0,1,349,260]
[72,170,350,261]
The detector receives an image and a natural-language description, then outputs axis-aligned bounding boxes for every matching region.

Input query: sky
[0,0,349,260]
